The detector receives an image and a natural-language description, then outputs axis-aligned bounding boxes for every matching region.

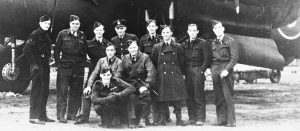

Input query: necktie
[97,38,102,43]
[72,31,77,37]
[108,58,113,64]
[104,84,109,89]
[132,57,136,62]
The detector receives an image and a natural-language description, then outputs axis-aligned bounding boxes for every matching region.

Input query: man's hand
[139,86,147,94]
[30,64,39,76]
[31,64,39,70]
[220,70,229,78]
[83,86,92,97]
[183,75,186,79]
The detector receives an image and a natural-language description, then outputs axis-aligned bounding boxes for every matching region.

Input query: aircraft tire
[270,70,281,83]
[0,45,31,94]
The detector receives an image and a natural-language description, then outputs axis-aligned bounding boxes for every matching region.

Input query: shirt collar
[216,35,224,42]
[189,37,196,43]
[130,51,140,62]
[107,56,116,64]
[103,82,110,88]
[164,39,172,45]
[119,34,125,39]
[149,33,156,38]
[68,29,79,37]
[96,37,103,43]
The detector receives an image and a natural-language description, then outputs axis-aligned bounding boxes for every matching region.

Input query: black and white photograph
[0,0,300,130]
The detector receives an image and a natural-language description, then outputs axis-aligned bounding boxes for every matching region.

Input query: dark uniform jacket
[111,33,139,59]
[54,29,87,68]
[87,37,112,70]
[182,37,211,72]
[139,34,162,55]
[86,56,122,88]
[23,27,51,66]
[120,51,156,89]
[151,40,187,101]
[211,35,238,71]
[91,77,135,105]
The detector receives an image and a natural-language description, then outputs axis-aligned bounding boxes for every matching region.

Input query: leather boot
[175,112,187,126]
[29,119,46,125]
[128,118,136,128]
[74,115,89,125]
[158,115,167,125]
[138,118,146,128]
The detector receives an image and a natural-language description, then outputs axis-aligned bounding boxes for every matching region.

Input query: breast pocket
[62,37,74,49]
[183,46,189,58]
[219,44,230,58]
[192,45,202,58]
[76,39,85,50]
[142,42,153,53]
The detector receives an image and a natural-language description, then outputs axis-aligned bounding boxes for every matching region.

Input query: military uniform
[76,38,112,121]
[120,51,156,125]
[111,33,139,59]
[139,34,162,56]
[87,38,112,75]
[23,27,51,121]
[87,56,122,88]
[140,33,166,124]
[182,37,211,123]
[54,29,87,120]
[151,40,187,124]
[211,35,238,125]
[91,77,135,127]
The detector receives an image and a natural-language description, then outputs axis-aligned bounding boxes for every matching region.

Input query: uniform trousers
[30,61,50,120]
[211,63,236,125]
[185,66,206,122]
[56,67,84,119]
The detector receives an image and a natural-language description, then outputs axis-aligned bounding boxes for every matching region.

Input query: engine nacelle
[227,34,285,70]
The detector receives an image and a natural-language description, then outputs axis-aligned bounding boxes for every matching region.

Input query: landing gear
[270,70,281,83]
[0,45,31,94]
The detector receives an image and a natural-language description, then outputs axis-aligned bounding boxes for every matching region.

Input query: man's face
[69,20,80,32]
[100,71,112,84]
[213,23,225,37]
[161,27,173,41]
[106,46,116,59]
[187,25,199,40]
[94,26,105,38]
[115,26,126,36]
[39,20,51,31]
[128,42,139,56]
[147,22,158,34]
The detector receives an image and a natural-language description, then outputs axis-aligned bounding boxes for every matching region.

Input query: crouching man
[120,40,156,128]
[91,68,135,128]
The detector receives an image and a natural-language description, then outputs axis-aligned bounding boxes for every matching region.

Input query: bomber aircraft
[0,0,300,93]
